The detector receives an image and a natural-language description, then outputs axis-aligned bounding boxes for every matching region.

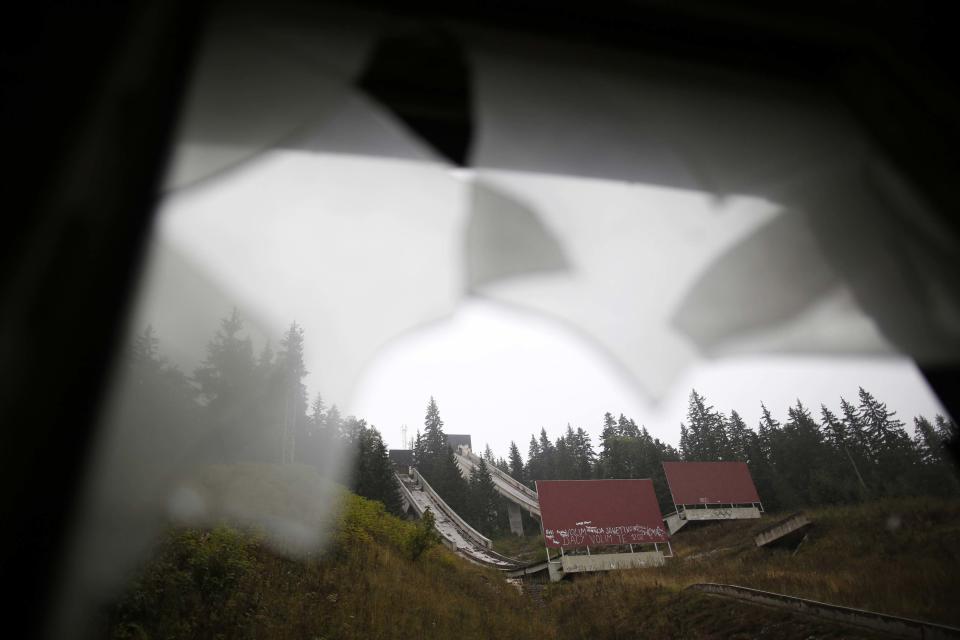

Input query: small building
[536,478,671,582]
[389,449,414,475]
[662,461,763,533]
[446,434,472,455]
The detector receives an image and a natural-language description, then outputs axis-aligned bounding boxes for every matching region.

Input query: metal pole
[844,445,869,493]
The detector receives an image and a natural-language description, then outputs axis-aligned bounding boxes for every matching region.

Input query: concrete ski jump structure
[754,512,811,548]
[395,469,519,568]
[395,466,675,581]
[453,448,540,535]
[662,461,763,533]
[394,444,768,580]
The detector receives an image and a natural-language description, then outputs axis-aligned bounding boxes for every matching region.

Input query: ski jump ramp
[394,470,518,569]
[454,450,540,535]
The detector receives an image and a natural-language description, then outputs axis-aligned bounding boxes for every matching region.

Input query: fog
[50,9,959,637]
[349,299,946,456]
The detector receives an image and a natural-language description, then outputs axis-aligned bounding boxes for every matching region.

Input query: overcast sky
[347,298,946,457]
[144,150,949,462]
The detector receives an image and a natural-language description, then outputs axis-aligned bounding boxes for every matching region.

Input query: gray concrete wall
[683,506,761,522]
[664,511,686,534]
[560,550,664,573]
[507,502,524,535]
[754,513,810,547]
[689,583,960,639]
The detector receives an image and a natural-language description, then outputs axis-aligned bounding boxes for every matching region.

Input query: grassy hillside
[547,574,883,639]
[101,469,959,639]
[492,532,547,564]
[102,491,551,639]
[545,497,960,633]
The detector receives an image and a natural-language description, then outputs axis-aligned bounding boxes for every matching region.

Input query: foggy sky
[139,151,948,462]
[348,299,946,457]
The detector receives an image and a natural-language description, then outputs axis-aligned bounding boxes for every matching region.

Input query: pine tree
[819,404,865,501]
[725,411,750,461]
[599,412,618,463]
[599,412,627,477]
[309,393,326,431]
[277,323,308,464]
[934,415,959,468]
[757,403,779,461]
[554,429,576,480]
[912,415,960,496]
[840,397,871,460]
[469,458,499,536]
[437,445,471,516]
[618,414,640,439]
[679,423,692,460]
[256,341,274,379]
[934,415,957,445]
[857,387,917,495]
[574,427,596,479]
[538,427,555,479]
[683,390,728,461]
[507,441,525,483]
[119,326,202,485]
[857,387,910,455]
[131,324,161,366]
[757,403,798,508]
[195,309,255,404]
[341,416,365,445]
[819,405,846,450]
[194,308,258,462]
[482,443,495,462]
[412,430,424,467]
[743,428,778,511]
[422,397,447,458]
[782,401,834,504]
[352,420,403,515]
[326,404,343,441]
[526,435,541,485]
[414,397,471,515]
[914,416,943,464]
[297,392,329,471]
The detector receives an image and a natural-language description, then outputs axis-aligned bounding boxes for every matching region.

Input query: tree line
[493,389,957,514]
[122,309,403,515]
[125,308,958,539]
[409,397,506,537]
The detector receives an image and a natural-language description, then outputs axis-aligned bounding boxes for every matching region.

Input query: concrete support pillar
[507,502,524,536]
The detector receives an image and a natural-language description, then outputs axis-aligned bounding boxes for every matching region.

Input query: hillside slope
[102,491,550,640]
[100,467,958,639]
[547,497,960,630]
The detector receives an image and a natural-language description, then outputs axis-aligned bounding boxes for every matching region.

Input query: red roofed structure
[535,479,672,580]
[536,479,668,548]
[662,461,761,506]
[661,461,764,533]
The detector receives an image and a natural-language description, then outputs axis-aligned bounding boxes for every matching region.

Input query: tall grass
[492,533,547,564]
[550,497,960,627]
[103,492,554,639]
[546,572,882,639]
[102,472,960,640]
